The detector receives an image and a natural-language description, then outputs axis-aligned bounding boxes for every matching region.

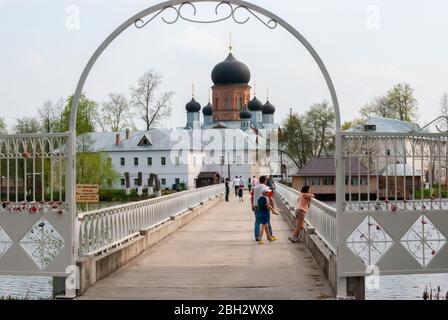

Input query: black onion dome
[240,108,252,119]
[211,53,251,85]
[186,98,201,112]
[262,100,276,114]
[248,96,263,111]
[202,102,213,116]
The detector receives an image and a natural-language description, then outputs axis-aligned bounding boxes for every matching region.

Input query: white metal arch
[68,0,345,294]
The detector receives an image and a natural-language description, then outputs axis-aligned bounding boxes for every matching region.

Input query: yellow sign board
[76,184,99,195]
[76,193,99,203]
[76,184,99,203]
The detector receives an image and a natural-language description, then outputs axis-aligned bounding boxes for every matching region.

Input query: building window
[322,177,335,185]
[120,158,125,166]
[305,177,321,186]
[360,177,368,185]
[225,97,230,110]
[175,157,180,166]
[134,178,139,186]
[236,155,243,165]
[161,157,166,166]
[147,157,152,166]
[387,149,391,156]
[120,178,125,186]
[346,177,359,185]
[220,156,225,165]
[134,157,139,166]
[161,178,166,185]
[175,178,180,185]
[238,97,243,110]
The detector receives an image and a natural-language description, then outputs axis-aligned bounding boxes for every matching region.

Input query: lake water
[1,273,447,300]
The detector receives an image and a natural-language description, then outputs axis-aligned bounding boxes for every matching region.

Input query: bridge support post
[53,276,77,299]
[336,276,365,300]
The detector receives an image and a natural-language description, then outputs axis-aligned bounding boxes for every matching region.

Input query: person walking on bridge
[225,178,230,202]
[289,185,315,243]
[257,188,279,245]
[233,176,240,197]
[252,176,277,242]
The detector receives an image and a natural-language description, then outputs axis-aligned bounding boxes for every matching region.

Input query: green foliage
[414,188,448,200]
[76,151,119,189]
[360,83,418,122]
[13,117,42,133]
[342,118,364,131]
[281,100,335,168]
[0,117,7,134]
[62,94,98,134]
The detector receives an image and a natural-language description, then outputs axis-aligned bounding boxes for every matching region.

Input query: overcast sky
[0,0,447,130]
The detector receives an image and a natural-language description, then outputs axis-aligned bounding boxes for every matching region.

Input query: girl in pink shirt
[289,185,315,243]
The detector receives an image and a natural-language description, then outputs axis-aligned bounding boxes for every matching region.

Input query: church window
[238,97,243,110]
[225,97,230,110]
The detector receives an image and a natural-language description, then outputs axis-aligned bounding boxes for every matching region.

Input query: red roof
[293,157,369,177]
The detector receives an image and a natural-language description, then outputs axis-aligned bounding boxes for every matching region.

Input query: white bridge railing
[77,184,224,256]
[275,182,337,253]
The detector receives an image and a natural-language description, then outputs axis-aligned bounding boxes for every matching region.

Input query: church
[185,48,278,131]
[85,48,280,191]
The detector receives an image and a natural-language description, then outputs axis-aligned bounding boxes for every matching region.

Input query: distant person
[289,185,315,243]
[252,176,258,187]
[225,178,230,202]
[238,183,244,202]
[252,176,276,242]
[257,188,279,245]
[247,177,253,193]
[267,175,275,190]
[233,176,240,197]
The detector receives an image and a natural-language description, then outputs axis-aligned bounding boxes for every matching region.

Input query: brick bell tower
[211,44,251,122]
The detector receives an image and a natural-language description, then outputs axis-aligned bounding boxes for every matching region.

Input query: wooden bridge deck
[80,194,334,300]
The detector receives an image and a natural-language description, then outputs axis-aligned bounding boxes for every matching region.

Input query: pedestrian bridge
[78,187,334,299]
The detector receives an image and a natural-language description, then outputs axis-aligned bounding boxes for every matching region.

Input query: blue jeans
[254,207,273,240]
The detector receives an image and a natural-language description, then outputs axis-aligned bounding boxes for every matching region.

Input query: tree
[304,101,335,158]
[130,70,174,130]
[439,92,448,131]
[342,118,364,131]
[13,117,41,133]
[360,95,396,119]
[281,113,310,168]
[96,93,134,132]
[387,83,418,122]
[62,94,98,135]
[38,100,56,133]
[359,83,418,122]
[0,117,7,134]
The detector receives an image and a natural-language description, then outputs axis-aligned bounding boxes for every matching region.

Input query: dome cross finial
[267,87,270,100]
[192,82,195,98]
[229,32,233,52]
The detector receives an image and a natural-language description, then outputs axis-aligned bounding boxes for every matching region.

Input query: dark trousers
[234,186,239,196]
[225,188,229,202]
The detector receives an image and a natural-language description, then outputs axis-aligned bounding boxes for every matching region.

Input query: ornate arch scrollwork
[134,1,277,29]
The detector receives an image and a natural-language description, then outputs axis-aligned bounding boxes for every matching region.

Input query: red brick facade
[212,84,251,122]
